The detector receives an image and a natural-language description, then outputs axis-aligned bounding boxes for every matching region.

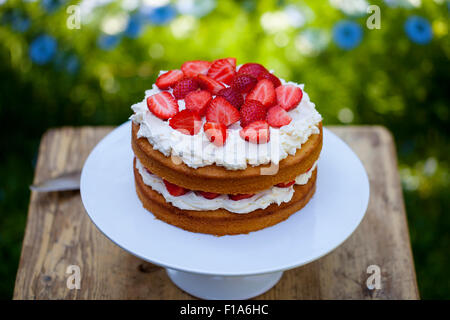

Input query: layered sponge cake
[130,58,322,236]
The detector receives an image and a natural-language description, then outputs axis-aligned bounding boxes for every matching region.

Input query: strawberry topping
[258,72,281,88]
[228,193,254,201]
[237,63,269,78]
[205,97,240,126]
[181,60,211,77]
[266,105,292,128]
[196,74,225,95]
[275,85,303,111]
[239,99,267,128]
[225,57,237,68]
[239,120,270,144]
[155,70,184,90]
[207,58,236,85]
[217,87,244,109]
[146,92,179,120]
[169,109,202,135]
[246,79,276,108]
[276,180,295,188]
[163,179,189,196]
[203,122,227,146]
[196,191,221,199]
[172,77,199,100]
[231,74,258,93]
[184,90,212,116]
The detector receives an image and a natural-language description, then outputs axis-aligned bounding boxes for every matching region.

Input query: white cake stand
[81,121,369,300]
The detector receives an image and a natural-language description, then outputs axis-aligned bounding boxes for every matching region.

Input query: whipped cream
[136,158,317,214]
[130,70,322,170]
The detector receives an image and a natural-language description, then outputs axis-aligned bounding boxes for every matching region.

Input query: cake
[130,58,323,236]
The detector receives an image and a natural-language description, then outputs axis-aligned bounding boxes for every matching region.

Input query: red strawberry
[231,74,257,93]
[276,181,295,188]
[266,105,292,128]
[228,193,254,201]
[239,99,267,128]
[196,74,225,95]
[172,77,199,100]
[207,58,236,85]
[169,109,202,135]
[225,57,237,68]
[217,87,244,109]
[237,63,268,78]
[246,79,276,108]
[196,191,221,199]
[155,70,184,90]
[147,92,179,120]
[181,60,211,77]
[275,85,303,111]
[203,122,227,146]
[184,90,212,116]
[239,120,270,144]
[205,97,240,126]
[258,72,281,88]
[163,179,189,196]
[144,167,152,175]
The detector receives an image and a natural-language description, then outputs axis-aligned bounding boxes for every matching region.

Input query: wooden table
[13,126,419,299]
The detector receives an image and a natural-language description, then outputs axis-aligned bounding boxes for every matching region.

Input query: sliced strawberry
[276,180,295,188]
[266,105,292,128]
[146,92,179,120]
[246,79,276,108]
[275,85,303,111]
[207,58,235,85]
[239,120,270,144]
[217,87,244,109]
[163,179,189,196]
[258,72,281,88]
[231,74,258,93]
[205,97,240,127]
[181,60,211,77]
[169,109,202,135]
[155,70,184,90]
[172,77,199,100]
[196,74,225,95]
[239,99,267,128]
[184,90,212,116]
[196,191,221,199]
[228,193,254,201]
[237,63,268,78]
[225,57,237,68]
[144,167,153,175]
[203,121,227,146]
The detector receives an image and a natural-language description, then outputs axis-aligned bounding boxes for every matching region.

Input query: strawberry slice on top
[169,109,202,135]
[239,120,270,144]
[205,97,240,127]
[225,57,237,68]
[231,74,258,93]
[246,79,276,108]
[217,87,244,109]
[155,70,184,90]
[203,121,227,147]
[207,58,236,85]
[172,77,199,100]
[266,105,292,128]
[239,99,267,128]
[275,85,303,111]
[196,74,225,95]
[237,63,268,78]
[147,92,179,120]
[258,72,281,88]
[184,90,212,116]
[181,60,211,77]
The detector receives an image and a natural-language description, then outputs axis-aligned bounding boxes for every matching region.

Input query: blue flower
[404,16,433,45]
[29,34,57,65]
[333,21,363,50]
[144,5,177,25]
[125,15,143,39]
[97,34,121,51]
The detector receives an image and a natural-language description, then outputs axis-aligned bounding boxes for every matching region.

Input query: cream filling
[136,158,317,214]
[130,70,322,170]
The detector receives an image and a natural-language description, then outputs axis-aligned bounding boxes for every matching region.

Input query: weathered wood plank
[13,125,419,299]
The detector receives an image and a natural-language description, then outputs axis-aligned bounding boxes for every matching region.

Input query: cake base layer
[132,122,322,194]
[133,159,317,236]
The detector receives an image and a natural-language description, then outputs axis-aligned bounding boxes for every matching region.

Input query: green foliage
[0,0,449,298]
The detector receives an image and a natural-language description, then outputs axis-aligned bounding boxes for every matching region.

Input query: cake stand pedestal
[166,268,283,300]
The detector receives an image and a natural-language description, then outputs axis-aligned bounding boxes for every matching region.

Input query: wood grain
[13,125,419,299]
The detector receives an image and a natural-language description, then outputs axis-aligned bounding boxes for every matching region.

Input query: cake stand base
[166,268,284,300]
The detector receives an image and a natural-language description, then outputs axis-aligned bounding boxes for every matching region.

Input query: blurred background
[0,0,448,299]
